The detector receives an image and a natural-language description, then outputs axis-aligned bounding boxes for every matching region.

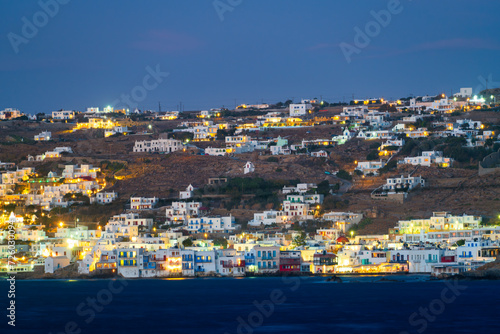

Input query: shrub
[336,170,352,181]
[366,150,379,161]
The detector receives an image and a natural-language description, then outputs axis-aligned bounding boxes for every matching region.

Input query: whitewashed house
[44,256,70,274]
[401,151,452,168]
[165,201,202,224]
[356,160,386,175]
[179,184,195,199]
[187,215,236,234]
[311,150,328,158]
[383,175,425,191]
[34,131,52,141]
[249,210,280,226]
[289,103,312,117]
[133,138,182,153]
[52,110,75,120]
[204,147,227,156]
[91,191,118,204]
[130,197,158,210]
[244,162,255,174]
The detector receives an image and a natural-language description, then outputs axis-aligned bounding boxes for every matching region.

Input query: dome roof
[336,236,349,244]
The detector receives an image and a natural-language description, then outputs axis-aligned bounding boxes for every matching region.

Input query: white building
[1,167,34,184]
[52,110,75,120]
[130,197,158,210]
[401,151,452,168]
[254,246,280,273]
[187,216,236,234]
[323,212,363,232]
[44,256,70,274]
[340,106,368,117]
[133,139,182,153]
[249,210,280,226]
[282,183,316,194]
[108,213,154,232]
[244,161,255,174]
[204,147,227,156]
[0,108,23,120]
[383,175,425,191]
[430,98,453,113]
[356,160,386,175]
[281,198,314,222]
[165,201,202,224]
[286,194,323,205]
[179,184,195,199]
[289,103,312,117]
[62,164,99,179]
[391,212,486,244]
[34,131,52,141]
[91,191,118,204]
[311,150,328,158]
[454,88,473,98]
[226,135,250,146]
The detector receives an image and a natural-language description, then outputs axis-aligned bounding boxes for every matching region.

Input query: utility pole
[158,101,161,113]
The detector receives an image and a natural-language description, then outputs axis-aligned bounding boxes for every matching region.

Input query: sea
[1,275,499,334]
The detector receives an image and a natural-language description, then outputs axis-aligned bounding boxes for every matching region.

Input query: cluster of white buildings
[249,192,324,226]
[174,120,219,141]
[0,108,24,120]
[400,151,453,168]
[0,163,110,211]
[27,146,73,162]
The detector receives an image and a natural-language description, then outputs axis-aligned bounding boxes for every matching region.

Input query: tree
[182,238,193,248]
[317,180,330,196]
[292,232,306,248]
[336,170,352,181]
[366,150,379,161]
[213,237,228,249]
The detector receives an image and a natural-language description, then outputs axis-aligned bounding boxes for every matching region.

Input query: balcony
[222,261,246,268]
[195,259,212,263]
[261,256,274,260]
[259,265,278,270]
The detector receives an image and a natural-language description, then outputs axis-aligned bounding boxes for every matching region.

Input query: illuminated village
[1,90,500,279]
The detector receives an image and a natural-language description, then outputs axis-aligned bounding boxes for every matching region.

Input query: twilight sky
[1,0,499,114]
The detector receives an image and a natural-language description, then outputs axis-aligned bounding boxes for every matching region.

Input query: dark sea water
[1,275,499,334]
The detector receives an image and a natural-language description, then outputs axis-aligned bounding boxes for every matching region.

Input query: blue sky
[1,0,499,114]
